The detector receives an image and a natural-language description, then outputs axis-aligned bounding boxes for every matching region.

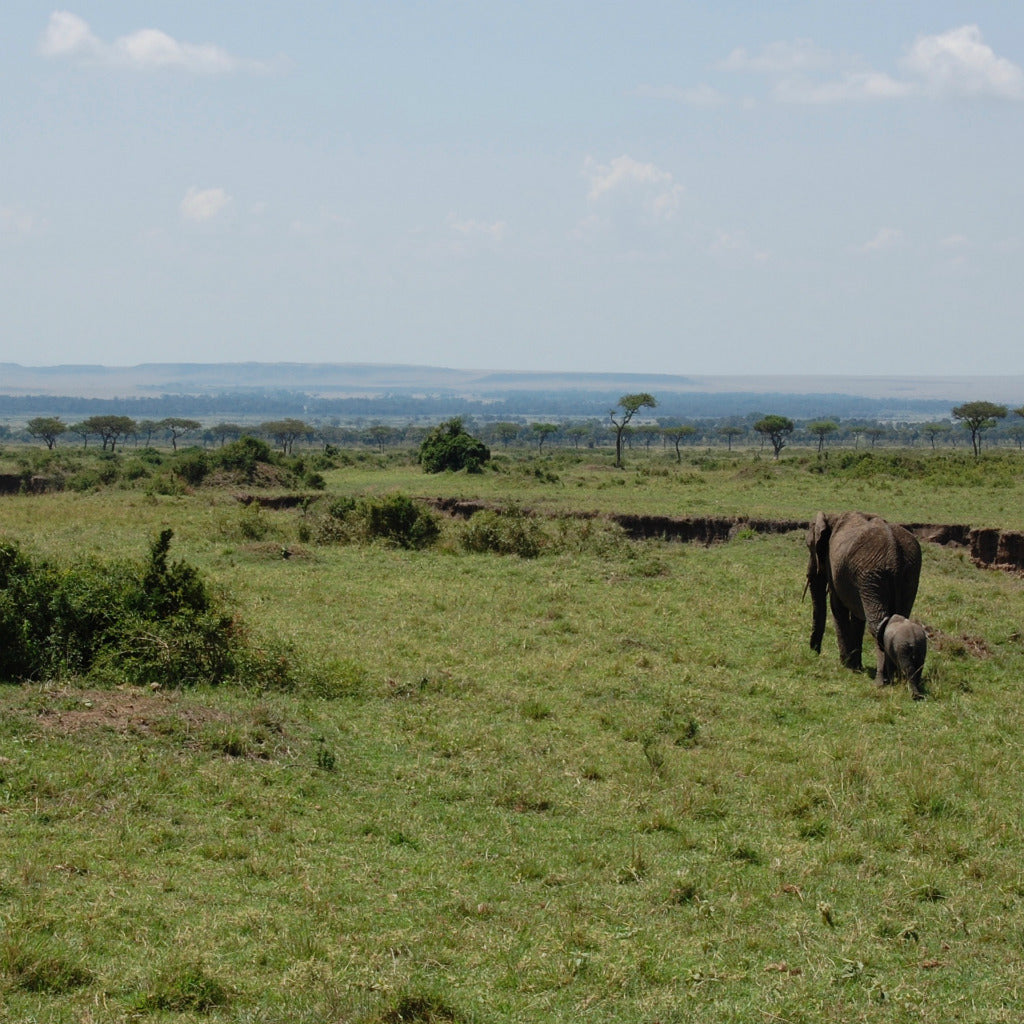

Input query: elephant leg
[874,644,888,687]
[830,592,864,670]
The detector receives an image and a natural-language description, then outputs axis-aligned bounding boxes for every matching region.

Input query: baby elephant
[879,614,927,698]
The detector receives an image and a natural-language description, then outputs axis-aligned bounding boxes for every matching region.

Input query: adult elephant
[806,511,922,690]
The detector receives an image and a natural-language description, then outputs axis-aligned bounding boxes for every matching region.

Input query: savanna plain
[2,444,1024,1023]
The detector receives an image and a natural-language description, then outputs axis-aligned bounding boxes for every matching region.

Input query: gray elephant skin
[806,511,922,691]
[878,614,927,697]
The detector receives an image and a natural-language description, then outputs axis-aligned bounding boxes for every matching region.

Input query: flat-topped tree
[159,417,202,451]
[531,422,559,452]
[26,417,67,450]
[753,415,794,459]
[662,425,697,463]
[952,401,1007,456]
[921,422,952,449]
[718,425,744,451]
[82,415,137,452]
[807,419,839,453]
[610,393,657,468]
[260,418,310,455]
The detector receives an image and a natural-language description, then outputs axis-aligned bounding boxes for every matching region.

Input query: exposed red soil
[422,498,1024,574]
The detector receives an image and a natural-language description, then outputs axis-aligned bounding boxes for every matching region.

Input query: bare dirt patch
[33,687,231,737]
[925,627,992,659]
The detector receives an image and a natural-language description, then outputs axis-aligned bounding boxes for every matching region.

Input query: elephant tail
[876,614,893,649]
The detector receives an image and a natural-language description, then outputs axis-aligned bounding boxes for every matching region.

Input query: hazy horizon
[2,360,1022,406]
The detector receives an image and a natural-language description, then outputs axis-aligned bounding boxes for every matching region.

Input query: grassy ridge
[1,450,1024,1021]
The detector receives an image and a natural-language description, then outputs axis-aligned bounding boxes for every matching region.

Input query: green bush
[217,435,274,481]
[173,450,211,486]
[460,505,544,557]
[418,418,491,473]
[0,529,295,689]
[359,494,440,549]
[312,494,439,549]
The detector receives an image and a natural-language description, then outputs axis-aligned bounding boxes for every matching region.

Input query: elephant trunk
[808,571,828,653]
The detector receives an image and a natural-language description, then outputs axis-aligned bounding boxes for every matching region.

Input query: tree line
[10,399,1024,457]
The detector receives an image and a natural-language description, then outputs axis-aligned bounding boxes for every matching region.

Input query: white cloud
[859,227,904,253]
[180,187,231,223]
[773,70,913,104]
[900,25,1024,99]
[710,230,770,263]
[450,217,507,243]
[719,38,842,75]
[0,206,37,237]
[37,11,99,59]
[39,11,269,73]
[717,24,1023,104]
[584,155,683,220]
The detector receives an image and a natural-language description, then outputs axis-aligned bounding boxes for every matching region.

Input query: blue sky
[3,3,1023,375]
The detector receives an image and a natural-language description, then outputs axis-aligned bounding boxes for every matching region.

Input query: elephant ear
[808,511,830,576]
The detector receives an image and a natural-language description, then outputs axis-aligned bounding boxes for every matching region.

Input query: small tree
[260,418,310,456]
[806,419,839,453]
[210,422,245,447]
[662,425,697,463]
[1008,423,1024,450]
[363,424,401,452]
[753,415,794,460]
[718,425,744,451]
[565,424,592,449]
[418,418,491,473]
[952,401,1007,456]
[160,417,202,451]
[136,419,161,446]
[82,415,137,452]
[921,422,951,449]
[861,425,887,448]
[610,393,657,468]
[26,416,67,450]
[490,422,523,447]
[531,423,559,453]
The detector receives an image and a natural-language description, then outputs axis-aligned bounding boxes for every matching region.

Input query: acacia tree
[718,425,744,451]
[531,422,559,452]
[662,425,697,463]
[260,418,310,455]
[861,426,887,448]
[753,415,794,459]
[210,422,245,447]
[26,417,67,450]
[82,415,137,452]
[490,422,522,447]
[921,423,951,449]
[953,401,1007,456]
[160,417,202,451]
[609,393,657,468]
[806,419,839,453]
[565,424,592,449]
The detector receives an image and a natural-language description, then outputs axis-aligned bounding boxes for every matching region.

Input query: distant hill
[0,362,1020,422]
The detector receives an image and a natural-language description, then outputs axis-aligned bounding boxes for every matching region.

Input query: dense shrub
[361,494,440,548]
[312,494,439,549]
[418,418,491,473]
[0,529,295,688]
[172,450,211,486]
[460,505,544,557]
[218,435,274,480]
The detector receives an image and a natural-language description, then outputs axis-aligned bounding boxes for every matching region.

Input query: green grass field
[2,447,1024,1022]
